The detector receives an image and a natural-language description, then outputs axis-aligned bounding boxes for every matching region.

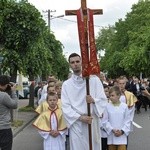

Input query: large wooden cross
[65,0,103,150]
[65,0,102,48]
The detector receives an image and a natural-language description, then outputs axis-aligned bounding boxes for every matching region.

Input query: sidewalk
[12,99,37,137]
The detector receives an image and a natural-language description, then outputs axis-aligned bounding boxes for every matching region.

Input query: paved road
[12,120,43,150]
[12,99,42,150]
[128,108,150,150]
[13,107,150,150]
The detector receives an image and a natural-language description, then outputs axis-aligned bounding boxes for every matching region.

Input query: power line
[58,17,104,28]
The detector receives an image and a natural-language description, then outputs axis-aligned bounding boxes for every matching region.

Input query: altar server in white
[102,86,131,150]
[61,53,107,150]
[33,92,67,150]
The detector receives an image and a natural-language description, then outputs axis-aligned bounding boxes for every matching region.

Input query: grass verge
[18,105,35,112]
[11,120,23,127]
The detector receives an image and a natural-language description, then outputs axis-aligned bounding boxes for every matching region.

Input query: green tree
[0,0,50,79]
[119,0,150,76]
[96,26,126,77]
[0,0,69,107]
[96,26,116,54]
[96,0,150,78]
[42,30,69,80]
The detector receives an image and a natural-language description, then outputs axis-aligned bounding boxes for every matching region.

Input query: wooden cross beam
[65,0,103,52]
[65,0,103,16]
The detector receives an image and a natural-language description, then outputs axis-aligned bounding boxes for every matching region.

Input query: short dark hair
[0,75,10,86]
[68,53,80,62]
[103,84,109,89]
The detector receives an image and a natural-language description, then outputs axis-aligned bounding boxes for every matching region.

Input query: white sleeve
[121,107,131,136]
[91,77,107,117]
[38,131,49,139]
[102,107,113,135]
[61,83,81,128]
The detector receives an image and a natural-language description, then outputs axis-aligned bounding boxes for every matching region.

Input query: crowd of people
[101,75,150,114]
[32,53,150,150]
[1,52,150,150]
[33,53,108,150]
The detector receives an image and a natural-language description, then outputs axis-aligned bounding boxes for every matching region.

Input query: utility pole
[47,9,56,30]
[43,10,64,30]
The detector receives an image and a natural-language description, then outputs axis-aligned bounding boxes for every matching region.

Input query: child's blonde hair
[109,86,121,96]
[46,92,58,101]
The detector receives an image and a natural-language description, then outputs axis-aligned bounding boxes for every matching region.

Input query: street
[12,99,42,150]
[13,100,150,150]
[128,108,150,150]
[12,120,43,150]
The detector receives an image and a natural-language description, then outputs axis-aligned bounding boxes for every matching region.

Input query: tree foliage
[0,0,51,78]
[96,0,150,78]
[0,0,69,81]
[0,0,69,107]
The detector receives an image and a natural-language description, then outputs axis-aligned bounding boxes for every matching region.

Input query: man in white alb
[61,53,107,150]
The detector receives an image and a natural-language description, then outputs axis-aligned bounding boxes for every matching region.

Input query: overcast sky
[28,0,139,57]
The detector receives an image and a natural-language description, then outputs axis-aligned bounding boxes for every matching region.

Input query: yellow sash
[33,106,67,131]
[124,90,137,107]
